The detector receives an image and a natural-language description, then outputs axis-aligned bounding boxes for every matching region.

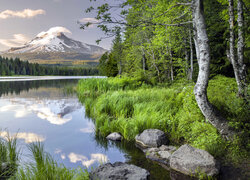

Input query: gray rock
[158,151,172,160]
[145,148,172,166]
[90,162,150,180]
[170,144,219,177]
[135,129,168,148]
[146,148,159,153]
[106,132,122,141]
[1,162,9,171]
[159,145,177,153]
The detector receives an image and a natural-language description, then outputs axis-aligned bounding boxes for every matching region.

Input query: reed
[77,75,249,161]
[0,132,19,179]
[15,142,89,180]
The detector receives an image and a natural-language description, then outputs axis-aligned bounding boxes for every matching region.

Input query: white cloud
[68,153,108,168]
[79,18,100,28]
[0,131,45,143]
[37,26,71,37]
[0,34,30,47]
[0,9,46,19]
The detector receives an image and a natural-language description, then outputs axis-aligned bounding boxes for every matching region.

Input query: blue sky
[0,0,114,51]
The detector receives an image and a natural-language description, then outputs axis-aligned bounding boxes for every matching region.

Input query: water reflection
[0,131,45,143]
[68,153,108,168]
[1,98,81,125]
[0,79,125,171]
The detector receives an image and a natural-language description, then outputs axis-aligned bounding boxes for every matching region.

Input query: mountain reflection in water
[0,78,172,180]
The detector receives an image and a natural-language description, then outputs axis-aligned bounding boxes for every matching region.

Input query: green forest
[0,56,99,76]
[77,0,249,174]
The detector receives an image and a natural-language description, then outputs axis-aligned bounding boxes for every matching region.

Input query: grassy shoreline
[77,75,249,163]
[0,136,89,179]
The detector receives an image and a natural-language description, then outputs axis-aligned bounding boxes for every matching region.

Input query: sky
[0,0,115,51]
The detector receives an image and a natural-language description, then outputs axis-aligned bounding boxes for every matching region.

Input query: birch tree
[192,0,234,139]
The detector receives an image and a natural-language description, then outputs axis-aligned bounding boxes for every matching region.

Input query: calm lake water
[0,77,244,180]
[0,77,172,180]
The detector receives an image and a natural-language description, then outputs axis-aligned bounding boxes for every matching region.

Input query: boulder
[170,144,219,177]
[90,162,150,180]
[159,145,176,153]
[145,145,176,166]
[106,132,122,141]
[135,129,168,148]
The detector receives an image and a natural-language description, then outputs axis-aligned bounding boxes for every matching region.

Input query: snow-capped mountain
[7,27,106,54]
[2,27,107,65]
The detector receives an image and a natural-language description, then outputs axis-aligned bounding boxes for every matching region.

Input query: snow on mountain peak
[6,26,107,54]
[36,26,71,38]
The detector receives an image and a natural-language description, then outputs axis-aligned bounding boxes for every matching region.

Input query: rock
[146,148,159,153]
[170,144,219,177]
[135,129,168,148]
[145,147,173,166]
[106,132,122,141]
[90,162,150,180]
[159,145,176,153]
[158,151,172,160]
[1,162,9,171]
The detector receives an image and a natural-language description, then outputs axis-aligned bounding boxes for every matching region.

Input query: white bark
[189,28,194,80]
[192,0,234,139]
[237,0,247,97]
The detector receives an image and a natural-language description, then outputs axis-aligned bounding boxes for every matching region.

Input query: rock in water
[170,144,219,177]
[106,132,122,141]
[90,162,150,180]
[135,129,168,148]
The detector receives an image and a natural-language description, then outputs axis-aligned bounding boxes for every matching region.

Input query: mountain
[2,27,107,66]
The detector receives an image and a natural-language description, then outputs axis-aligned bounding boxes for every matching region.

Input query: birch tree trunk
[189,28,194,81]
[237,0,247,97]
[192,0,234,139]
[228,0,246,97]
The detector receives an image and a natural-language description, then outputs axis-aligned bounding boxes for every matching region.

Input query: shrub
[77,75,249,161]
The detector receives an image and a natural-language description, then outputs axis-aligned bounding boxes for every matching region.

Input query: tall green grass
[1,132,89,179]
[0,132,19,179]
[16,142,89,180]
[77,75,249,161]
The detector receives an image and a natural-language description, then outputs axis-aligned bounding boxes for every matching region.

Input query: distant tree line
[0,56,99,76]
[0,79,78,97]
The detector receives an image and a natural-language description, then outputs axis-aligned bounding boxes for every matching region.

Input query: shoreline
[0,76,106,82]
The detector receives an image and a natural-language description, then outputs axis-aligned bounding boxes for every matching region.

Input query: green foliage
[77,76,249,161]
[0,132,89,179]
[0,132,19,179]
[15,142,89,180]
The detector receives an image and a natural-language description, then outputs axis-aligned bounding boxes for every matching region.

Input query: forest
[0,56,99,76]
[78,0,249,169]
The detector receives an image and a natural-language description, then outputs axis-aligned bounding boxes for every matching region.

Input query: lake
[0,77,172,180]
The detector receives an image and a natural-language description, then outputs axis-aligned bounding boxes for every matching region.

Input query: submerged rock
[135,129,168,148]
[145,145,177,166]
[90,162,150,180]
[170,144,219,177]
[106,132,122,141]
[159,145,176,153]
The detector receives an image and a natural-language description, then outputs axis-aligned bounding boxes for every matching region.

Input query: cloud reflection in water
[0,131,45,143]
[68,152,109,168]
[1,98,82,125]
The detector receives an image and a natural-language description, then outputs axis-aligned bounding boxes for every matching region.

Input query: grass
[0,132,89,179]
[0,132,19,179]
[15,142,89,180]
[77,75,249,162]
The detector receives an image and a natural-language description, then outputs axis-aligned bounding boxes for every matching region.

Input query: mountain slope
[2,27,107,65]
